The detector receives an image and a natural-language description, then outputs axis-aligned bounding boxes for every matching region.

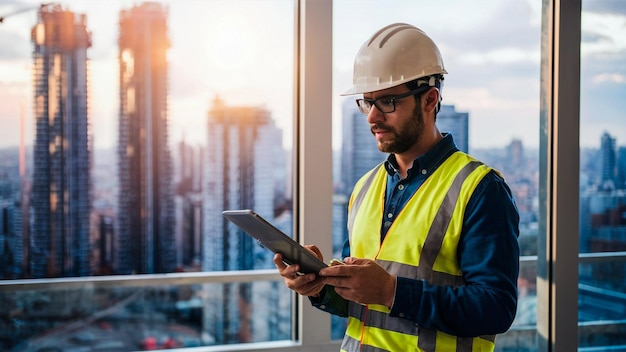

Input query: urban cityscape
[0,2,625,351]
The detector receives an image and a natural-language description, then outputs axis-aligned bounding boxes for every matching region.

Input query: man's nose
[366,105,385,124]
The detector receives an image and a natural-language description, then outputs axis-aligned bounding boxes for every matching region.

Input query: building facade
[30,4,92,278]
[116,2,175,274]
[202,97,289,344]
[600,132,617,187]
[437,104,469,153]
[340,98,387,195]
[0,177,23,278]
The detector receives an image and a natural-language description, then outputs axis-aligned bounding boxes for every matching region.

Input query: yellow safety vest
[341,151,497,352]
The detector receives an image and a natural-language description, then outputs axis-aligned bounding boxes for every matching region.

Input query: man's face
[364,86,425,154]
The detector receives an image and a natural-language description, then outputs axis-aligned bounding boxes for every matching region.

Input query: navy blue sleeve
[309,285,350,317]
[388,171,520,337]
[341,236,351,259]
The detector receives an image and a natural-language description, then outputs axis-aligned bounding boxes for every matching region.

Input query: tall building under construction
[30,4,92,278]
[116,2,175,274]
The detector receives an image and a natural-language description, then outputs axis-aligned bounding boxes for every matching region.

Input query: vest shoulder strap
[348,162,384,234]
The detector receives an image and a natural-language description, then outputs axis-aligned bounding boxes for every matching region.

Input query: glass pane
[0,0,295,348]
[0,0,294,277]
[579,261,626,346]
[0,279,292,350]
[579,0,626,349]
[332,0,541,346]
[0,0,295,276]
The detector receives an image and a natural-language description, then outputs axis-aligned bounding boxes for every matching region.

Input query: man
[274,23,520,352]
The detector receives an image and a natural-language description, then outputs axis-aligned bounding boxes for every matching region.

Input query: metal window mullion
[0,270,282,292]
[296,0,335,348]
[538,0,581,351]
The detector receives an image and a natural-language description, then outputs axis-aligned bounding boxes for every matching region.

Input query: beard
[371,105,425,154]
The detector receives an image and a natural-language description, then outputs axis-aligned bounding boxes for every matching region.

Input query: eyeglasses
[355,86,430,116]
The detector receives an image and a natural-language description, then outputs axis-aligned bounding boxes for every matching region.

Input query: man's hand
[273,245,326,297]
[318,257,396,308]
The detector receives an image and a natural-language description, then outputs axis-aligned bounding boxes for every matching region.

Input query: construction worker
[274,23,520,352]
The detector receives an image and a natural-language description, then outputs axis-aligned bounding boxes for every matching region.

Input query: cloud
[582,12,626,54]
[592,73,626,84]
[434,0,540,54]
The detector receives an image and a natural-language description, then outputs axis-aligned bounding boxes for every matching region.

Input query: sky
[0,0,625,151]
[0,0,295,150]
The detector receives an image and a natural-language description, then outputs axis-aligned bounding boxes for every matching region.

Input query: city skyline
[1,0,624,152]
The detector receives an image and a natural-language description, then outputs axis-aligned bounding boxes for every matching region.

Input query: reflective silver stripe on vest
[457,336,474,352]
[348,302,419,336]
[341,335,360,352]
[341,335,389,352]
[417,161,483,282]
[348,163,384,236]
[377,259,465,287]
[418,328,437,351]
[347,303,496,351]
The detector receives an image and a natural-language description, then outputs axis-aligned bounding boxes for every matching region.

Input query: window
[0,0,298,349]
[578,0,626,348]
[332,0,542,347]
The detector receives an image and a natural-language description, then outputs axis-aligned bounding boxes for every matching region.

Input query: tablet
[222,209,327,275]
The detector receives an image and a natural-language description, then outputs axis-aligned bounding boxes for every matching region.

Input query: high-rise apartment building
[30,5,92,278]
[202,97,289,344]
[116,3,175,274]
[437,104,469,153]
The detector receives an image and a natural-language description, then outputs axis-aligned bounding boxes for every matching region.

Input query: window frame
[537,0,581,351]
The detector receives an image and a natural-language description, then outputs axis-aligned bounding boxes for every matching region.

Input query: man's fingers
[273,253,290,271]
[274,253,301,276]
[304,245,323,260]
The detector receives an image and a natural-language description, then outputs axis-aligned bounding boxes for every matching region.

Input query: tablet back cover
[222,209,326,274]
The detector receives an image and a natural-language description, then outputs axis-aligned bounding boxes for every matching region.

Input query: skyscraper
[202,97,288,344]
[30,4,92,278]
[340,98,387,194]
[437,104,469,153]
[600,132,617,187]
[174,140,203,270]
[617,146,626,189]
[116,3,175,274]
[0,176,23,279]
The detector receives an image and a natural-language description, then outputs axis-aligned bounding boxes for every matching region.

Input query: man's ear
[422,87,440,113]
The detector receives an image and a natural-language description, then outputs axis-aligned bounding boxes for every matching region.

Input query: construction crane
[0,3,53,24]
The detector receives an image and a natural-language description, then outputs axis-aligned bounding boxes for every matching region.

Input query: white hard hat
[342,23,447,96]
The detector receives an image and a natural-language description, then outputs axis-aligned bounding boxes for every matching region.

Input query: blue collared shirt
[312,134,520,337]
